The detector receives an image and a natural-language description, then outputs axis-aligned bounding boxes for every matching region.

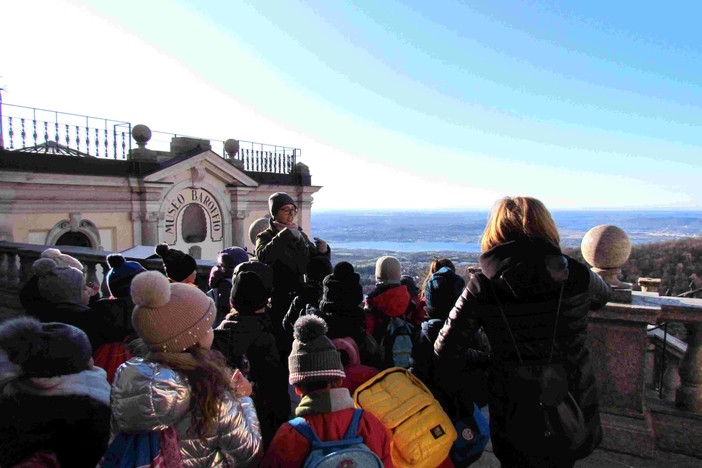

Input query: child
[111,271,262,466]
[155,243,198,284]
[208,246,250,327]
[0,317,111,467]
[261,315,392,467]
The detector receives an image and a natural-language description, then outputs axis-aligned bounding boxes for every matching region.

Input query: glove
[314,237,328,254]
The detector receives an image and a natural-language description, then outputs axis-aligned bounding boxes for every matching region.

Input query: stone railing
[0,242,214,320]
[581,225,702,459]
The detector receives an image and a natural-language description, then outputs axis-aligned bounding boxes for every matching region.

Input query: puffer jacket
[364,283,411,342]
[434,237,611,466]
[111,358,262,467]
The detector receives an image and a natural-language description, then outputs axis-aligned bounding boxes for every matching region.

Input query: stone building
[0,104,320,260]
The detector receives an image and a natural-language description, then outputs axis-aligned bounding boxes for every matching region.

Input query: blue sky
[2,0,701,210]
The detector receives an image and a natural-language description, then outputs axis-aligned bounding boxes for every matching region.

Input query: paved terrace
[1,226,701,467]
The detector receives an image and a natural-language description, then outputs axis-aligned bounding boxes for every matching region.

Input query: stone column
[231,210,248,248]
[676,323,702,412]
[140,211,160,245]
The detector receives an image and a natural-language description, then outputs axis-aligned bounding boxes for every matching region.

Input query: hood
[479,237,568,300]
[331,337,361,366]
[367,284,410,317]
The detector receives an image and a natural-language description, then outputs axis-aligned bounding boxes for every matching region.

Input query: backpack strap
[289,417,322,444]
[343,408,364,440]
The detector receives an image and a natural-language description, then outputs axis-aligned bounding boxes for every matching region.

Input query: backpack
[492,283,589,457]
[353,367,457,467]
[381,316,414,368]
[288,408,383,468]
[450,403,490,466]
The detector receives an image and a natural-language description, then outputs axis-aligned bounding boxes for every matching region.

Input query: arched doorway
[55,231,92,248]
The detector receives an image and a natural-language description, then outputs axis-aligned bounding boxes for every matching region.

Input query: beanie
[375,256,402,284]
[40,248,83,271]
[32,258,85,306]
[234,261,274,294]
[217,247,250,271]
[288,315,345,385]
[155,244,197,282]
[306,256,333,283]
[0,316,92,377]
[320,261,363,309]
[131,271,215,353]
[106,254,147,298]
[268,192,296,218]
[230,271,269,315]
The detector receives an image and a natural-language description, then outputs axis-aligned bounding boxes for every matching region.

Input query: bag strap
[289,417,321,444]
[490,279,564,365]
[343,408,364,440]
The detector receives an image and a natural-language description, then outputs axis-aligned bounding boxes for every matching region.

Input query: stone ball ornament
[224,139,240,156]
[581,224,632,289]
[249,217,271,245]
[132,124,152,147]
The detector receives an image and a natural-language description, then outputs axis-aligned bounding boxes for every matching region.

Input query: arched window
[55,231,92,248]
[182,204,207,243]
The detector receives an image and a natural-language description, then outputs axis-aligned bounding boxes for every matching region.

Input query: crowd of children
[0,193,610,468]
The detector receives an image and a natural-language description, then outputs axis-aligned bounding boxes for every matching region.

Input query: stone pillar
[582,224,658,458]
[676,323,702,412]
[231,210,248,248]
[140,212,160,245]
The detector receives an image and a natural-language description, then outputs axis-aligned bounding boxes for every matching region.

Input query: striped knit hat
[131,271,215,353]
[288,315,345,385]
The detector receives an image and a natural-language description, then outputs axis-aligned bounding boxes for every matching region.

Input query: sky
[2,0,701,211]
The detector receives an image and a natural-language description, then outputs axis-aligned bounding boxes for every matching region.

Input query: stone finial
[581,224,633,290]
[248,217,270,245]
[293,162,310,175]
[132,124,152,148]
[224,139,240,157]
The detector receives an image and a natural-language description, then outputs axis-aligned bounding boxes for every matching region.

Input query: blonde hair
[480,196,560,252]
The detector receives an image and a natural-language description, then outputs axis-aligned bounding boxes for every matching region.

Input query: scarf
[273,220,300,232]
[4,366,111,406]
[295,387,355,417]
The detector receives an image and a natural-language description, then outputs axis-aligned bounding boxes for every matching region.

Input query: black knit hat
[268,192,296,218]
[288,315,345,385]
[230,271,269,315]
[234,261,274,294]
[106,254,146,298]
[307,256,333,283]
[320,261,363,309]
[155,243,197,282]
[0,316,92,377]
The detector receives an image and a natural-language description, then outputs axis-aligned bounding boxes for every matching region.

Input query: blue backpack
[382,316,414,368]
[288,408,383,468]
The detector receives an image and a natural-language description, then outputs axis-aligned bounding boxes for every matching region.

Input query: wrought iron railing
[0,103,131,159]
[0,103,300,173]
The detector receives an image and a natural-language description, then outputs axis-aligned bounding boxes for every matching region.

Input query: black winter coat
[0,394,110,467]
[434,238,610,467]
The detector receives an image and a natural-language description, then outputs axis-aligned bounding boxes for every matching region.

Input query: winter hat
[230,270,269,315]
[155,243,197,282]
[131,271,215,353]
[106,254,147,298]
[40,248,83,271]
[320,261,363,307]
[375,256,402,284]
[0,316,92,377]
[234,261,274,294]
[306,256,333,283]
[288,315,345,385]
[32,258,85,306]
[268,192,297,218]
[401,275,420,297]
[217,247,250,271]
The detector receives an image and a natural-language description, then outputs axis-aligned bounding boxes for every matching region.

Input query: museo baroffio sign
[162,188,223,244]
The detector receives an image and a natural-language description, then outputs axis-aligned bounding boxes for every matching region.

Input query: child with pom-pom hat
[261,315,392,467]
[110,271,263,466]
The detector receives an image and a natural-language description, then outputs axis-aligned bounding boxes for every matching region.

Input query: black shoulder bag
[492,283,588,456]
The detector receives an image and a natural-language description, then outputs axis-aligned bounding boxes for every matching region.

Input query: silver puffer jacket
[111,358,262,467]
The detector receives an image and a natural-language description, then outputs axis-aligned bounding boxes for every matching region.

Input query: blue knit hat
[106,254,147,298]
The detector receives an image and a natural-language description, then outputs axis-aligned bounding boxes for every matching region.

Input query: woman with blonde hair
[434,196,610,468]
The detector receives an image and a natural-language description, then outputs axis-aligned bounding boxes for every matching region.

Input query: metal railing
[0,103,131,159]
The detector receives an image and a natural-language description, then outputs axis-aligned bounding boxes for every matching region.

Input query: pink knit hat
[131,271,215,353]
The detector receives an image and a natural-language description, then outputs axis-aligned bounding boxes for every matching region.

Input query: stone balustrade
[0,241,215,320]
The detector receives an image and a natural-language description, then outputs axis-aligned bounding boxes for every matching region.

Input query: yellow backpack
[353,367,457,467]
